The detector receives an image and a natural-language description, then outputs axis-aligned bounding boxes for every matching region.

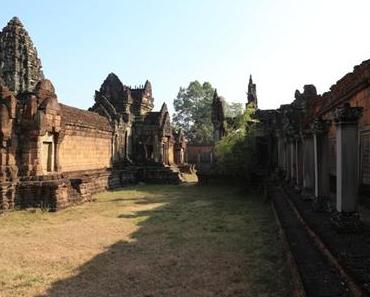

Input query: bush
[212,105,258,179]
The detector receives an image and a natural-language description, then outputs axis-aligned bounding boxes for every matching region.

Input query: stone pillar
[278,137,285,171]
[285,140,291,181]
[277,132,287,174]
[332,103,363,231]
[295,136,303,188]
[159,137,165,164]
[0,185,7,210]
[152,135,158,163]
[290,141,295,182]
[312,118,331,211]
[302,132,315,198]
[286,139,294,182]
[280,139,286,173]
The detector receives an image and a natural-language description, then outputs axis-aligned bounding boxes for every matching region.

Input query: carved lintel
[311,118,331,134]
[333,103,363,124]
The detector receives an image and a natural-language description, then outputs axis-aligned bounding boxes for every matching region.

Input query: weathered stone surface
[0,17,44,95]
[333,102,363,124]
[247,75,258,107]
[257,56,370,231]
[0,17,187,212]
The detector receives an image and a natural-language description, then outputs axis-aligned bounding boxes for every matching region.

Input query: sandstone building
[0,17,187,211]
[256,59,370,230]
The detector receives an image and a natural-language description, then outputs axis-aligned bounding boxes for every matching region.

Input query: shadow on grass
[36,184,290,297]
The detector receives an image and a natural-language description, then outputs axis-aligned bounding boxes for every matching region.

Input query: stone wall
[187,144,214,172]
[58,104,113,172]
[258,58,370,222]
[59,133,112,172]
[360,132,370,185]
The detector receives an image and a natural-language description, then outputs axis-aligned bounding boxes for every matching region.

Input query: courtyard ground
[0,184,290,297]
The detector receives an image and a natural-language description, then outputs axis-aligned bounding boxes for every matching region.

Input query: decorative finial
[8,17,24,27]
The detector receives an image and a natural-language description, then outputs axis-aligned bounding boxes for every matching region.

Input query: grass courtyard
[0,184,290,297]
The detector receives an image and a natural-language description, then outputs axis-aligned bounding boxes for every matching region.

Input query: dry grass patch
[0,184,290,297]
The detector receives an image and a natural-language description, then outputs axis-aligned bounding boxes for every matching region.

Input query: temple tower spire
[0,17,44,94]
[247,74,258,108]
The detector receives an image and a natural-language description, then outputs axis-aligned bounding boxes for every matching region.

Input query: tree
[224,102,244,118]
[173,81,214,144]
[213,104,258,179]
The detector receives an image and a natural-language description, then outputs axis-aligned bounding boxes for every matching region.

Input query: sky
[1,0,370,115]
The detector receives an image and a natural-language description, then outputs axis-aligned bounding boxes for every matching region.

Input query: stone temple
[0,17,187,211]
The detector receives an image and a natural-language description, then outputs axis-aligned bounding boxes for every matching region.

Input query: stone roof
[60,104,112,132]
[318,58,370,116]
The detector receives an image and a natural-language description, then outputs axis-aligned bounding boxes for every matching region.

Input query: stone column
[276,137,281,169]
[278,137,286,171]
[312,118,331,211]
[290,141,295,182]
[295,136,303,188]
[302,132,315,198]
[0,185,7,210]
[54,133,62,173]
[283,140,287,172]
[124,132,129,159]
[285,139,291,181]
[153,135,159,162]
[332,103,363,231]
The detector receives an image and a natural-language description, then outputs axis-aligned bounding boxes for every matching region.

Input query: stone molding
[333,103,363,124]
[311,118,331,134]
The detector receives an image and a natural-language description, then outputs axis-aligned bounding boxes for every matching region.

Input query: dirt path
[0,185,290,297]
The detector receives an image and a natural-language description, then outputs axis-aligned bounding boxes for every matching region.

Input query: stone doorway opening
[41,132,55,174]
[42,141,53,172]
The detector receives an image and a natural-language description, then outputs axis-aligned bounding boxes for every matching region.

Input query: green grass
[0,184,291,297]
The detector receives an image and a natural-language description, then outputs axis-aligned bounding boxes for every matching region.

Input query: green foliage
[213,104,258,177]
[173,81,214,144]
[224,102,244,118]
[173,81,247,145]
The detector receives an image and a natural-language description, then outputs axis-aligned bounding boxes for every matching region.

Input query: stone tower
[0,17,44,95]
[247,75,258,108]
[94,72,133,114]
[131,80,154,116]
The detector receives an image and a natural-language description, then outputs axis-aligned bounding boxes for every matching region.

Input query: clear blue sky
[2,0,370,114]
